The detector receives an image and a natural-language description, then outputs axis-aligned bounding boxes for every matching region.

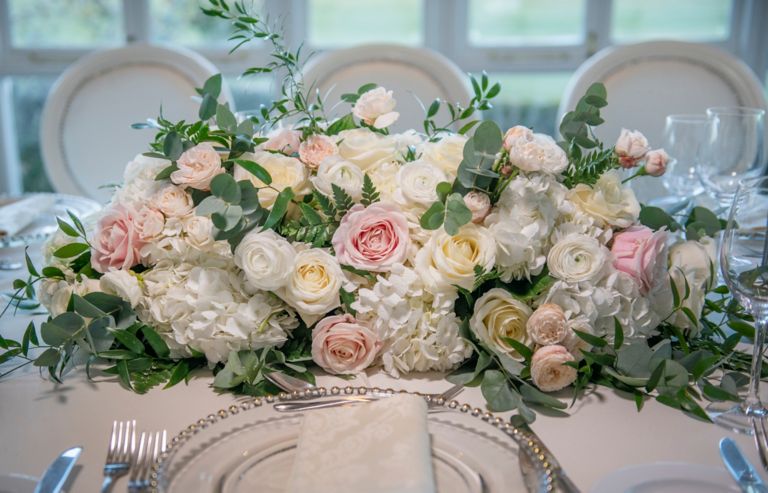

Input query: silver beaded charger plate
[153,387,556,493]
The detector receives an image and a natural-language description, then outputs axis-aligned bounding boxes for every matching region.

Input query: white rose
[507,132,568,174]
[311,156,365,201]
[99,270,142,307]
[171,142,224,191]
[569,170,640,228]
[352,87,399,129]
[419,134,467,177]
[415,223,496,293]
[183,215,214,250]
[394,160,448,212]
[38,277,99,317]
[668,237,716,334]
[233,151,310,208]
[336,129,398,171]
[530,345,577,392]
[470,288,532,360]
[278,248,343,324]
[235,229,296,291]
[547,233,608,283]
[152,185,193,218]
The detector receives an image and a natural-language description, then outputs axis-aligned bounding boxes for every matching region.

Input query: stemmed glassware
[709,175,768,432]
[697,107,765,208]
[656,114,708,211]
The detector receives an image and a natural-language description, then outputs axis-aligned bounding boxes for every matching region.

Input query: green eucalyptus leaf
[154,163,178,181]
[481,370,520,412]
[210,173,242,203]
[262,187,294,230]
[443,193,472,235]
[419,201,445,230]
[199,93,218,120]
[196,195,228,216]
[234,159,272,185]
[33,348,61,367]
[163,131,184,161]
[201,73,222,99]
[216,103,237,133]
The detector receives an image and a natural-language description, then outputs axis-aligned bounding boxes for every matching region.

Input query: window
[1,0,765,194]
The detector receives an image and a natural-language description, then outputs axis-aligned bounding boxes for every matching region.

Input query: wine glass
[708,175,768,432]
[654,114,708,210]
[698,107,765,208]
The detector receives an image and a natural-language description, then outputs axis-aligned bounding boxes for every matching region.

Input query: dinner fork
[752,416,768,471]
[128,430,167,492]
[100,419,135,493]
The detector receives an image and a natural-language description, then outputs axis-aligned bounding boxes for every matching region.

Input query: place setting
[1,1,768,492]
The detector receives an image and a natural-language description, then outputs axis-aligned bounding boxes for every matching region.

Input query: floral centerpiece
[1,0,760,422]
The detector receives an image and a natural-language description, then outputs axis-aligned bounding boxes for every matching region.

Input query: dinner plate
[0,473,38,493]
[154,387,555,493]
[591,462,739,493]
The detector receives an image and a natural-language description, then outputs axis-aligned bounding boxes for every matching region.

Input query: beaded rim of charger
[150,386,559,492]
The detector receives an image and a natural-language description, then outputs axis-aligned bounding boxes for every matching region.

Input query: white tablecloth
[0,250,765,492]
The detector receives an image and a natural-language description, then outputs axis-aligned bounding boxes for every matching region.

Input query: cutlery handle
[100,475,115,493]
[274,397,377,412]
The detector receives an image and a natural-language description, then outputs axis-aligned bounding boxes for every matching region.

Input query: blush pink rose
[134,206,165,241]
[611,225,668,295]
[171,142,224,191]
[644,148,669,177]
[615,128,650,169]
[262,128,301,155]
[331,202,410,272]
[91,205,145,273]
[299,134,338,170]
[311,314,381,374]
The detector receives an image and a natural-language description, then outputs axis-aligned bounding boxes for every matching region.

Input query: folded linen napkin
[0,194,57,237]
[287,393,436,493]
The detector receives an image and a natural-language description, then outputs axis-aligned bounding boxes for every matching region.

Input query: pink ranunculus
[331,202,410,272]
[298,134,338,170]
[91,205,145,273]
[644,148,669,177]
[262,128,302,155]
[311,314,381,374]
[171,142,224,191]
[611,225,668,295]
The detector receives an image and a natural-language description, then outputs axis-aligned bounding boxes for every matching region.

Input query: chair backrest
[302,44,472,132]
[41,44,234,203]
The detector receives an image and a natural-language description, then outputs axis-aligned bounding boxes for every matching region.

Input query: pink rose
[311,314,381,374]
[134,206,165,241]
[299,134,338,170]
[531,345,577,392]
[171,142,224,191]
[262,128,301,155]
[331,202,409,272]
[643,148,668,177]
[463,191,491,223]
[91,205,145,273]
[614,128,650,169]
[611,225,668,295]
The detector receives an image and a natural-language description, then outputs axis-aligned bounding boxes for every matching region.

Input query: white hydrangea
[137,262,299,364]
[113,154,169,209]
[352,264,472,376]
[485,173,568,281]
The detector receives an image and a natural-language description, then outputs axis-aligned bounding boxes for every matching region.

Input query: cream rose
[299,134,338,170]
[235,229,296,291]
[99,270,142,307]
[278,248,343,324]
[171,142,224,191]
[233,151,310,208]
[531,345,578,392]
[470,288,532,360]
[336,128,398,171]
[547,233,608,283]
[152,185,193,218]
[394,161,448,211]
[527,303,568,345]
[311,314,381,374]
[668,237,716,334]
[506,132,568,175]
[311,156,364,201]
[415,223,497,292]
[419,134,467,176]
[568,170,640,228]
[352,87,399,129]
[183,215,214,250]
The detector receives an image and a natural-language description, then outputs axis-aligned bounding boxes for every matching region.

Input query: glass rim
[666,113,709,123]
[736,175,768,192]
[706,106,766,117]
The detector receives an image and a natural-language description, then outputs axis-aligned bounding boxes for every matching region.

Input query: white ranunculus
[547,233,608,283]
[414,223,496,293]
[99,270,142,307]
[418,134,467,177]
[233,151,310,208]
[234,229,296,291]
[569,170,640,228]
[394,160,448,212]
[470,288,533,360]
[336,128,398,171]
[506,132,568,175]
[278,248,344,324]
[667,237,716,334]
[152,184,194,218]
[352,87,399,129]
[311,156,365,201]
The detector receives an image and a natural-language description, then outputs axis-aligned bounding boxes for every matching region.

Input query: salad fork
[128,430,167,492]
[752,416,768,471]
[100,420,135,493]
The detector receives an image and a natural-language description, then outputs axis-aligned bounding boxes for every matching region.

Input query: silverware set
[719,417,768,492]
[100,420,167,493]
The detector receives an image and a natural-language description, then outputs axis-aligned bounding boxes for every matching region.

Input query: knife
[33,446,82,493]
[720,438,768,493]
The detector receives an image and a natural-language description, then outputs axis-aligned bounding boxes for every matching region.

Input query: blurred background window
[0,0,765,194]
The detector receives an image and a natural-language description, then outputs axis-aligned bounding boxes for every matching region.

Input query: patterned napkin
[288,394,436,493]
[0,194,56,237]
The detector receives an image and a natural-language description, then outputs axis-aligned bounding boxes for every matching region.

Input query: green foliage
[361,175,380,206]
[420,192,473,236]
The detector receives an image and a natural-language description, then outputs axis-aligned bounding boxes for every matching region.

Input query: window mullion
[123,0,149,44]
[584,0,612,57]
[424,0,458,58]
[0,77,23,195]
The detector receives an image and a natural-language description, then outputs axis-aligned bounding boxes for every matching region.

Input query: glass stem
[745,305,768,414]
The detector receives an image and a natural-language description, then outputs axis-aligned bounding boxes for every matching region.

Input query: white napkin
[0,194,56,237]
[288,394,436,493]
